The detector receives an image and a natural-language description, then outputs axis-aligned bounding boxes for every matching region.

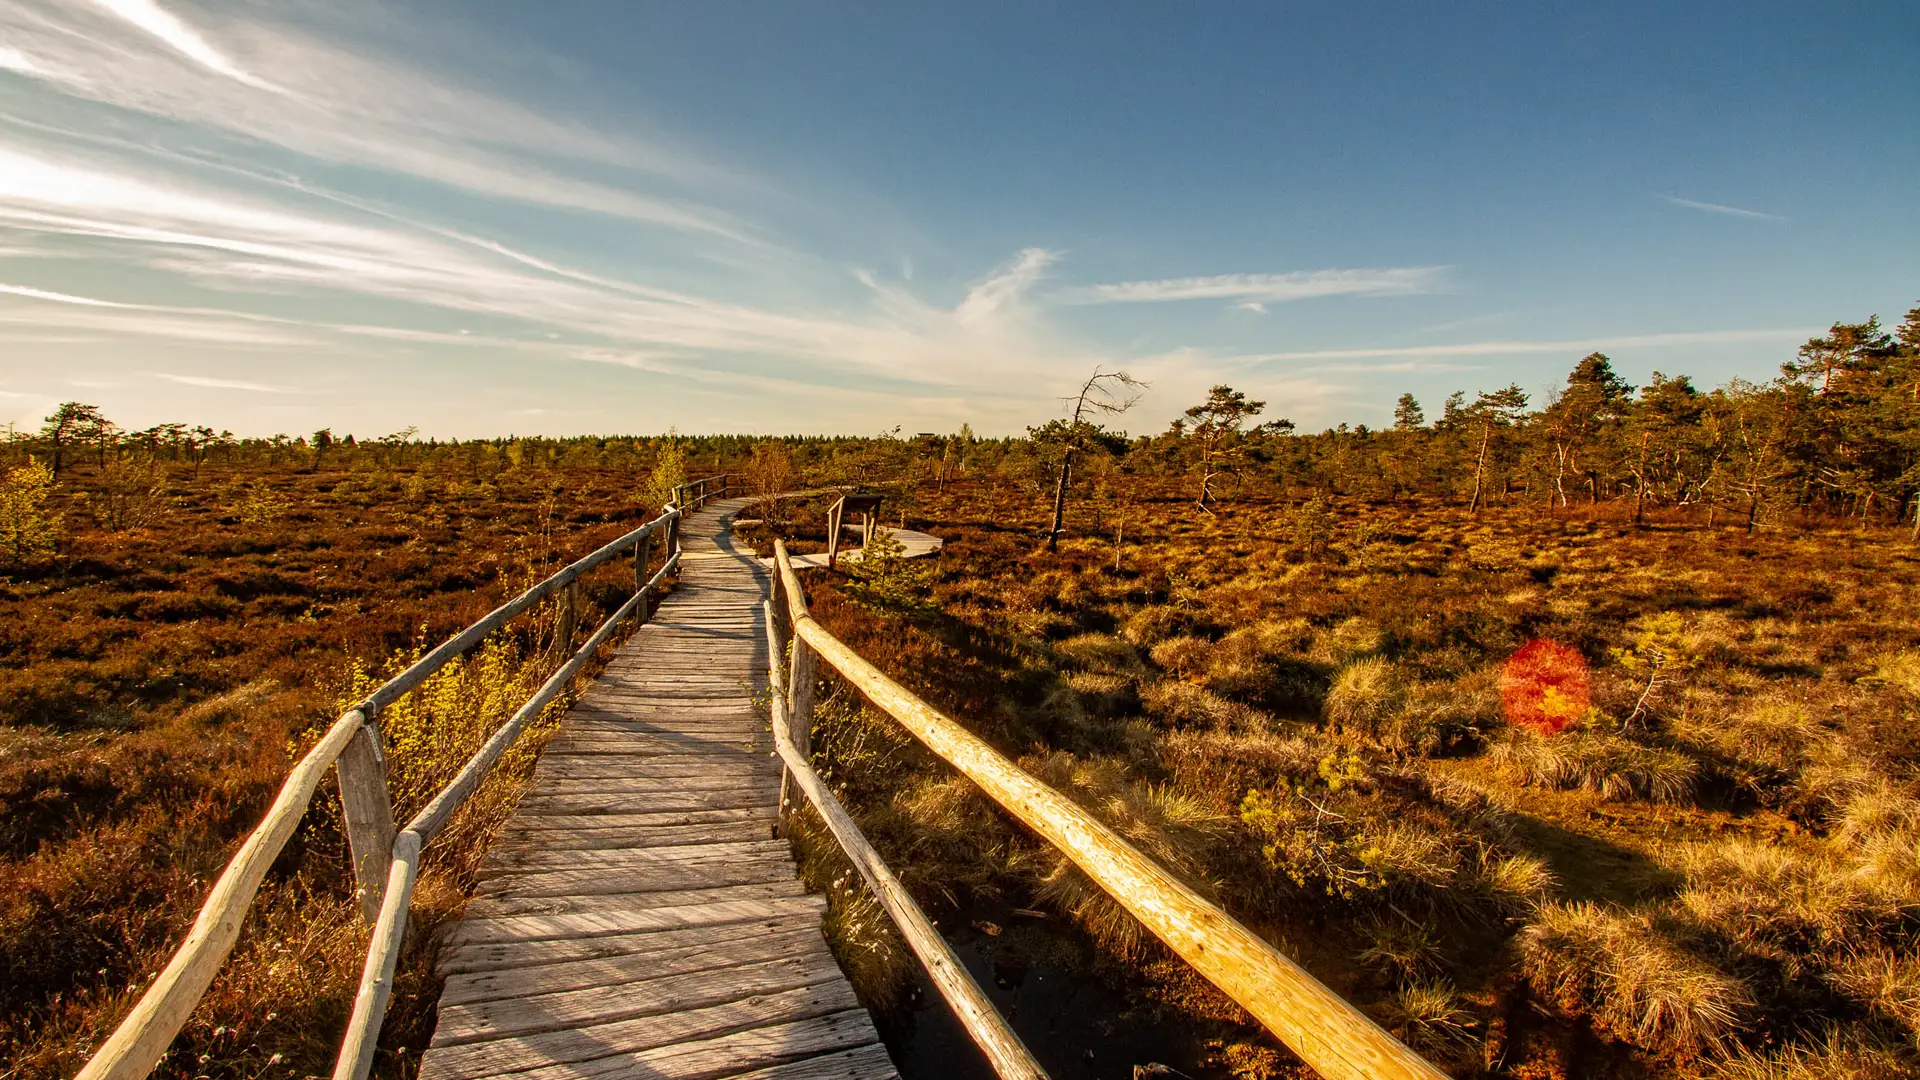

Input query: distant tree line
[1046,302,1920,538]
[7,300,1917,550]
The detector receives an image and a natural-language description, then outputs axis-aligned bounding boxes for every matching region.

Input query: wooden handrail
[77,492,699,1080]
[75,711,367,1080]
[772,544,1447,1080]
[763,595,1047,1079]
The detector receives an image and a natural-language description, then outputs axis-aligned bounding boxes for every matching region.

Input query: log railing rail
[75,476,735,1080]
[762,595,1047,1079]
[769,539,1448,1080]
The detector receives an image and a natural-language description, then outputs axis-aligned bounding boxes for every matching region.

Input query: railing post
[335,722,396,924]
[765,600,794,838]
[550,579,579,663]
[826,497,844,569]
[633,530,653,618]
[787,632,817,767]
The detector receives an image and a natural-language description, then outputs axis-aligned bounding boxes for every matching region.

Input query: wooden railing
[75,476,735,1080]
[769,539,1448,1080]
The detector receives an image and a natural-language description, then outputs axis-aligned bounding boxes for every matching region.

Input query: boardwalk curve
[420,496,895,1080]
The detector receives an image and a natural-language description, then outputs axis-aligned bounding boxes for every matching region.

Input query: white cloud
[955,247,1057,327]
[1658,195,1788,223]
[86,0,276,90]
[153,371,290,392]
[0,281,132,306]
[0,45,44,74]
[1066,266,1450,305]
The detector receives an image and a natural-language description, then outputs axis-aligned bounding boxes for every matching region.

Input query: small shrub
[93,457,165,531]
[1290,495,1335,559]
[843,529,934,614]
[235,481,291,527]
[641,437,688,510]
[1611,611,1700,725]
[0,456,59,564]
[328,635,561,866]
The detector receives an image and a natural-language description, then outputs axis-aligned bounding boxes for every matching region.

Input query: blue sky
[2,1,1915,437]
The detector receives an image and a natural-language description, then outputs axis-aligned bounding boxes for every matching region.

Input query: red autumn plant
[1502,639,1590,735]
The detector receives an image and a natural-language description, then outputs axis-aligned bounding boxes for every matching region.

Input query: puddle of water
[872,914,1228,1080]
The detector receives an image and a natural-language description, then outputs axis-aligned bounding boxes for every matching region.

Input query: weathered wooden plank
[484,837,789,871]
[495,806,774,833]
[541,732,764,750]
[471,1011,882,1080]
[432,953,845,1044]
[471,859,796,899]
[418,983,861,1080]
[438,905,822,973]
[727,1043,900,1080]
[517,777,778,801]
[439,923,829,1006]
[514,780,775,807]
[530,758,779,781]
[440,894,825,949]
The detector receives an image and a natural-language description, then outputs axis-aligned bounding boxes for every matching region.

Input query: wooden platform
[420,497,896,1080]
[773,526,943,571]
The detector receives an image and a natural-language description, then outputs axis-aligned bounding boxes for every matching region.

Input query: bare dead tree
[1033,368,1146,553]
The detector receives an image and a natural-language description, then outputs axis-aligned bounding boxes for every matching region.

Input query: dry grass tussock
[1490,726,1700,802]
[1707,1029,1919,1079]
[1520,901,1754,1056]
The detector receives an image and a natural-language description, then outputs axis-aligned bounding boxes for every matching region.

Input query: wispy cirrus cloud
[1063,266,1450,305]
[1232,328,1810,366]
[152,371,290,392]
[0,1,1468,433]
[955,247,1057,327]
[0,281,132,306]
[0,0,752,237]
[89,0,277,89]
[1658,195,1788,222]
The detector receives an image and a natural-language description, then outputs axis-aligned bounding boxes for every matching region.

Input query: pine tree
[1182,385,1266,512]
[1467,385,1529,513]
[1393,393,1425,431]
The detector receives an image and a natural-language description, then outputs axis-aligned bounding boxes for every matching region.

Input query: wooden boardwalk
[419,497,896,1080]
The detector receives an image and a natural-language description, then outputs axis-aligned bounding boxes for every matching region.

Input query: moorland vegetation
[0,301,1916,1078]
